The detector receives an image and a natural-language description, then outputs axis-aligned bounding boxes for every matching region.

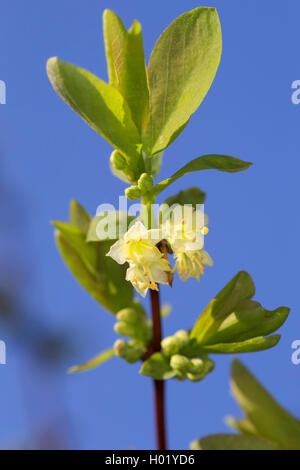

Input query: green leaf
[194,335,281,354]
[68,348,115,373]
[55,231,133,314]
[103,9,127,89]
[143,7,222,154]
[225,416,258,436]
[54,204,134,314]
[69,200,91,235]
[190,271,255,344]
[140,352,176,380]
[103,10,149,134]
[190,434,281,450]
[52,222,98,277]
[148,155,252,200]
[86,212,136,242]
[185,271,289,355]
[46,57,142,165]
[230,360,300,450]
[163,187,206,208]
[193,300,289,347]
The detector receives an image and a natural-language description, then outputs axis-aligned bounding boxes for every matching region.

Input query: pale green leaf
[191,433,281,450]
[190,271,255,344]
[54,214,134,314]
[103,10,149,134]
[163,187,206,208]
[140,352,176,380]
[69,199,91,235]
[47,57,142,164]
[231,360,300,450]
[196,335,281,354]
[148,155,252,200]
[68,348,115,373]
[143,7,222,154]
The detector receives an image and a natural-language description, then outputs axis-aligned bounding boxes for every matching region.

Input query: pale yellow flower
[174,250,213,282]
[107,221,171,297]
[161,205,213,281]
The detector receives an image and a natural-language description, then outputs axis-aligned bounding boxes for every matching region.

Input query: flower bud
[125,185,142,200]
[110,150,126,170]
[189,358,204,374]
[161,336,181,356]
[138,173,153,193]
[186,358,215,382]
[170,354,190,373]
[161,329,189,356]
[113,339,144,364]
[117,307,146,325]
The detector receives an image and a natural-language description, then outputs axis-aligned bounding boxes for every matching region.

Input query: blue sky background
[0,0,299,449]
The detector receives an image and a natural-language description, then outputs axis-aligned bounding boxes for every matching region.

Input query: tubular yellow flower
[161,205,213,282]
[174,250,213,282]
[106,221,171,297]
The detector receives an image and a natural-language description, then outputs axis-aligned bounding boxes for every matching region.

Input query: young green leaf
[143,7,222,154]
[69,200,91,235]
[103,9,127,88]
[68,348,115,373]
[103,10,149,134]
[52,222,98,277]
[140,352,176,380]
[163,187,206,208]
[47,57,142,163]
[194,335,281,354]
[191,434,281,451]
[54,208,134,314]
[190,271,255,344]
[230,360,300,450]
[148,155,252,200]
[55,232,133,314]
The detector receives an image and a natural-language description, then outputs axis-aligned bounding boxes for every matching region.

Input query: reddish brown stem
[150,289,167,450]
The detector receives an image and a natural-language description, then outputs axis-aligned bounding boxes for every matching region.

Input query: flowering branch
[47,7,290,450]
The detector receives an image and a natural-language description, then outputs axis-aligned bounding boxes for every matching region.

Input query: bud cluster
[113,306,152,364]
[125,173,154,200]
[161,329,214,382]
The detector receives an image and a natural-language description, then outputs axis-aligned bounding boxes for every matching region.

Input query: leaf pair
[148,154,252,202]
[47,7,223,174]
[185,271,289,355]
[192,360,300,450]
[53,200,134,314]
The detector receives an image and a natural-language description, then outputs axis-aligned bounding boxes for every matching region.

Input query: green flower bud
[186,372,204,382]
[114,309,152,342]
[125,185,142,200]
[138,173,153,193]
[114,321,137,338]
[117,307,147,325]
[161,330,189,356]
[110,150,126,170]
[161,336,181,356]
[186,358,215,382]
[174,329,189,345]
[113,339,144,364]
[188,358,204,374]
[170,354,190,373]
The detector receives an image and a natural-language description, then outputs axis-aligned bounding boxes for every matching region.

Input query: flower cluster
[107,221,171,297]
[107,206,212,297]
